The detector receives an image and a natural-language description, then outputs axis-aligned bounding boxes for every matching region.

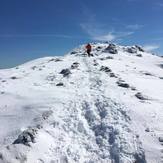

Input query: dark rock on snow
[1,80,6,83]
[10,76,18,80]
[60,69,71,77]
[48,58,55,62]
[106,56,114,60]
[56,82,64,86]
[136,54,142,57]
[96,46,103,51]
[116,80,130,88]
[126,47,137,54]
[100,66,112,73]
[99,56,114,61]
[70,51,77,55]
[135,45,145,52]
[71,62,80,69]
[13,128,38,146]
[31,66,37,70]
[130,86,137,91]
[49,58,62,62]
[144,72,153,76]
[103,44,118,54]
[109,73,117,78]
[55,58,62,62]
[159,137,163,142]
[158,64,163,69]
[145,128,150,132]
[135,92,148,100]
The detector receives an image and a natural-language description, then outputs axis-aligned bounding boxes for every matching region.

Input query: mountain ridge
[0,43,163,163]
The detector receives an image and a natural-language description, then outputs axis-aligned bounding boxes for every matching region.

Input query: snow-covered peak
[0,43,163,163]
[69,43,147,57]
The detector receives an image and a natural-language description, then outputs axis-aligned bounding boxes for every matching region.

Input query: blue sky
[0,0,163,68]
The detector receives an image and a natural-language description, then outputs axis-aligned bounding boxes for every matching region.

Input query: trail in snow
[79,57,146,162]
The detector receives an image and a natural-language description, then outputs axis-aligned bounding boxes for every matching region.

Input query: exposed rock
[99,56,114,61]
[109,73,117,78]
[56,82,64,86]
[13,128,38,146]
[135,45,145,52]
[48,58,55,62]
[135,92,148,100]
[10,76,18,80]
[0,153,3,160]
[106,56,114,59]
[145,128,150,132]
[55,58,62,62]
[130,86,137,91]
[1,80,6,83]
[136,54,142,57]
[31,66,37,70]
[70,51,77,55]
[71,62,80,69]
[126,47,137,54]
[103,44,118,54]
[60,69,71,77]
[159,77,163,79]
[49,58,62,62]
[159,137,163,142]
[99,58,105,61]
[158,64,163,69]
[143,72,153,76]
[96,46,103,51]
[93,63,98,66]
[100,66,111,73]
[116,80,130,88]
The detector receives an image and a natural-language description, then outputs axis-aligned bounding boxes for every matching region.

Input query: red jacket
[86,44,92,51]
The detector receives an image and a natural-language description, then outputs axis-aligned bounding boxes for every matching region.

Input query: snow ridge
[0,43,163,163]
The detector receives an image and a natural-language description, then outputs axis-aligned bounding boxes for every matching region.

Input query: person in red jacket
[85,43,92,57]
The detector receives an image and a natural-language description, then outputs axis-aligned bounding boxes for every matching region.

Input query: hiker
[85,43,92,57]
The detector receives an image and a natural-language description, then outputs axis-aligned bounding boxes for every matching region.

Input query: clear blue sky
[0,0,163,68]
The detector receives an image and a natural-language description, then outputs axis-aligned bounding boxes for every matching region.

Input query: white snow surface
[0,43,163,163]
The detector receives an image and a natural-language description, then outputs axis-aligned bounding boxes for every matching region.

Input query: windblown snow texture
[0,43,163,163]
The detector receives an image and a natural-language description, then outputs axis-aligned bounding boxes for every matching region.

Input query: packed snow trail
[0,43,163,163]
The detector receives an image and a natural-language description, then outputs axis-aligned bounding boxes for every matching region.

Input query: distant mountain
[0,43,163,163]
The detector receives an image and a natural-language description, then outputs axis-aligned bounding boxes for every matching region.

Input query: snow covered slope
[0,43,163,163]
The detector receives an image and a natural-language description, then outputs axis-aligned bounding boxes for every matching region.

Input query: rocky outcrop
[103,44,118,54]
[13,128,38,146]
[60,69,71,77]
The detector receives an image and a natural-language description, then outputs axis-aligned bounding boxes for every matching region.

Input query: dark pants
[87,49,91,57]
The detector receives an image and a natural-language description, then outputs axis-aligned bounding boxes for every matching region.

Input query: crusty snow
[0,43,163,163]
